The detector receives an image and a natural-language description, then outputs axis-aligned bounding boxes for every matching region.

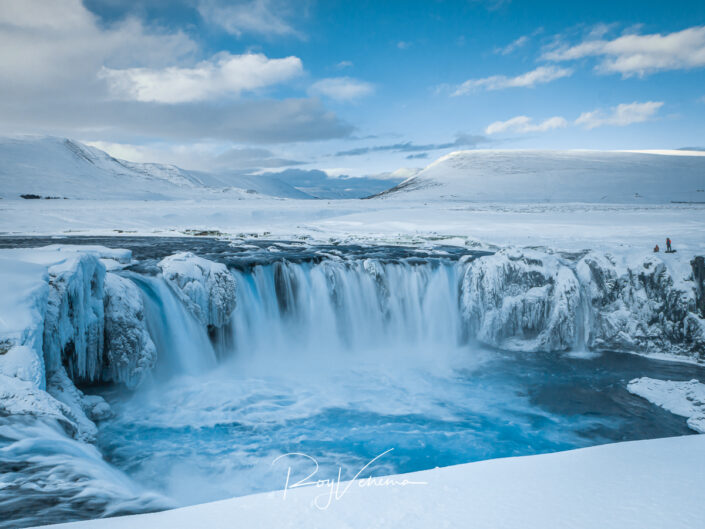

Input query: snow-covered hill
[374,150,705,203]
[0,137,312,200]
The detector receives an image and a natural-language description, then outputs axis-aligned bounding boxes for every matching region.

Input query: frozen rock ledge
[103,273,157,389]
[158,251,236,329]
[0,246,158,445]
[461,248,705,362]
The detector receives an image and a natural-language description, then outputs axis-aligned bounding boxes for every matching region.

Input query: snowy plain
[1,138,704,258]
[3,199,704,256]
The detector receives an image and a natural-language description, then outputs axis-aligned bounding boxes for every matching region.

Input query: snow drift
[374,150,705,203]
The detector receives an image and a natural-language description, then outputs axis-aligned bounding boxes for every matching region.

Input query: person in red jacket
[654,244,660,253]
[666,238,672,252]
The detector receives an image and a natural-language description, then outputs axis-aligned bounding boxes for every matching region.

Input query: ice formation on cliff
[103,273,157,389]
[461,249,582,352]
[158,252,236,329]
[461,249,705,360]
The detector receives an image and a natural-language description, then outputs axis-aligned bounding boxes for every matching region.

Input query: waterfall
[227,259,465,370]
[110,259,468,383]
[128,274,217,378]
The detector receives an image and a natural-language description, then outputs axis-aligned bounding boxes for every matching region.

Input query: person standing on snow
[666,238,672,252]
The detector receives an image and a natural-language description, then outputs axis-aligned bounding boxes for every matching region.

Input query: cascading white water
[96,258,491,507]
[227,260,465,370]
[0,417,171,529]
[128,274,217,378]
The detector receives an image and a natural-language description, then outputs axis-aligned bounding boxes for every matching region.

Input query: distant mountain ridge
[0,137,313,200]
[5,139,704,203]
[372,150,705,203]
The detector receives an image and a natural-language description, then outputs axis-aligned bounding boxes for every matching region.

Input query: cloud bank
[100,53,303,103]
[544,26,705,77]
[0,0,351,144]
[486,101,663,135]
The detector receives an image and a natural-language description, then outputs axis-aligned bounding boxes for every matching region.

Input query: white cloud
[397,41,412,50]
[495,35,529,55]
[486,101,663,135]
[452,65,572,95]
[0,0,90,30]
[485,115,568,135]
[0,0,196,88]
[575,101,664,129]
[0,0,351,144]
[100,53,303,103]
[543,25,705,77]
[309,77,374,102]
[336,60,353,69]
[197,0,303,38]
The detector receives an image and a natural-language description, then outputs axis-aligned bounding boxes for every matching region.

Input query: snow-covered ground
[2,199,704,256]
[38,434,705,529]
[629,378,705,433]
[2,138,703,262]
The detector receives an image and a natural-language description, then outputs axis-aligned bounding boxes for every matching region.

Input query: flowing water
[0,236,704,527]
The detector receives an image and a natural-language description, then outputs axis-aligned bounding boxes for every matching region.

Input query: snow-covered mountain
[0,137,312,200]
[373,150,705,203]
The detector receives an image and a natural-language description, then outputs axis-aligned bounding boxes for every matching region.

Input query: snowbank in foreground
[158,252,236,329]
[39,435,705,529]
[628,378,705,433]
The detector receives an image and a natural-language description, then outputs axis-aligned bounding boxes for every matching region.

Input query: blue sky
[1,0,704,184]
